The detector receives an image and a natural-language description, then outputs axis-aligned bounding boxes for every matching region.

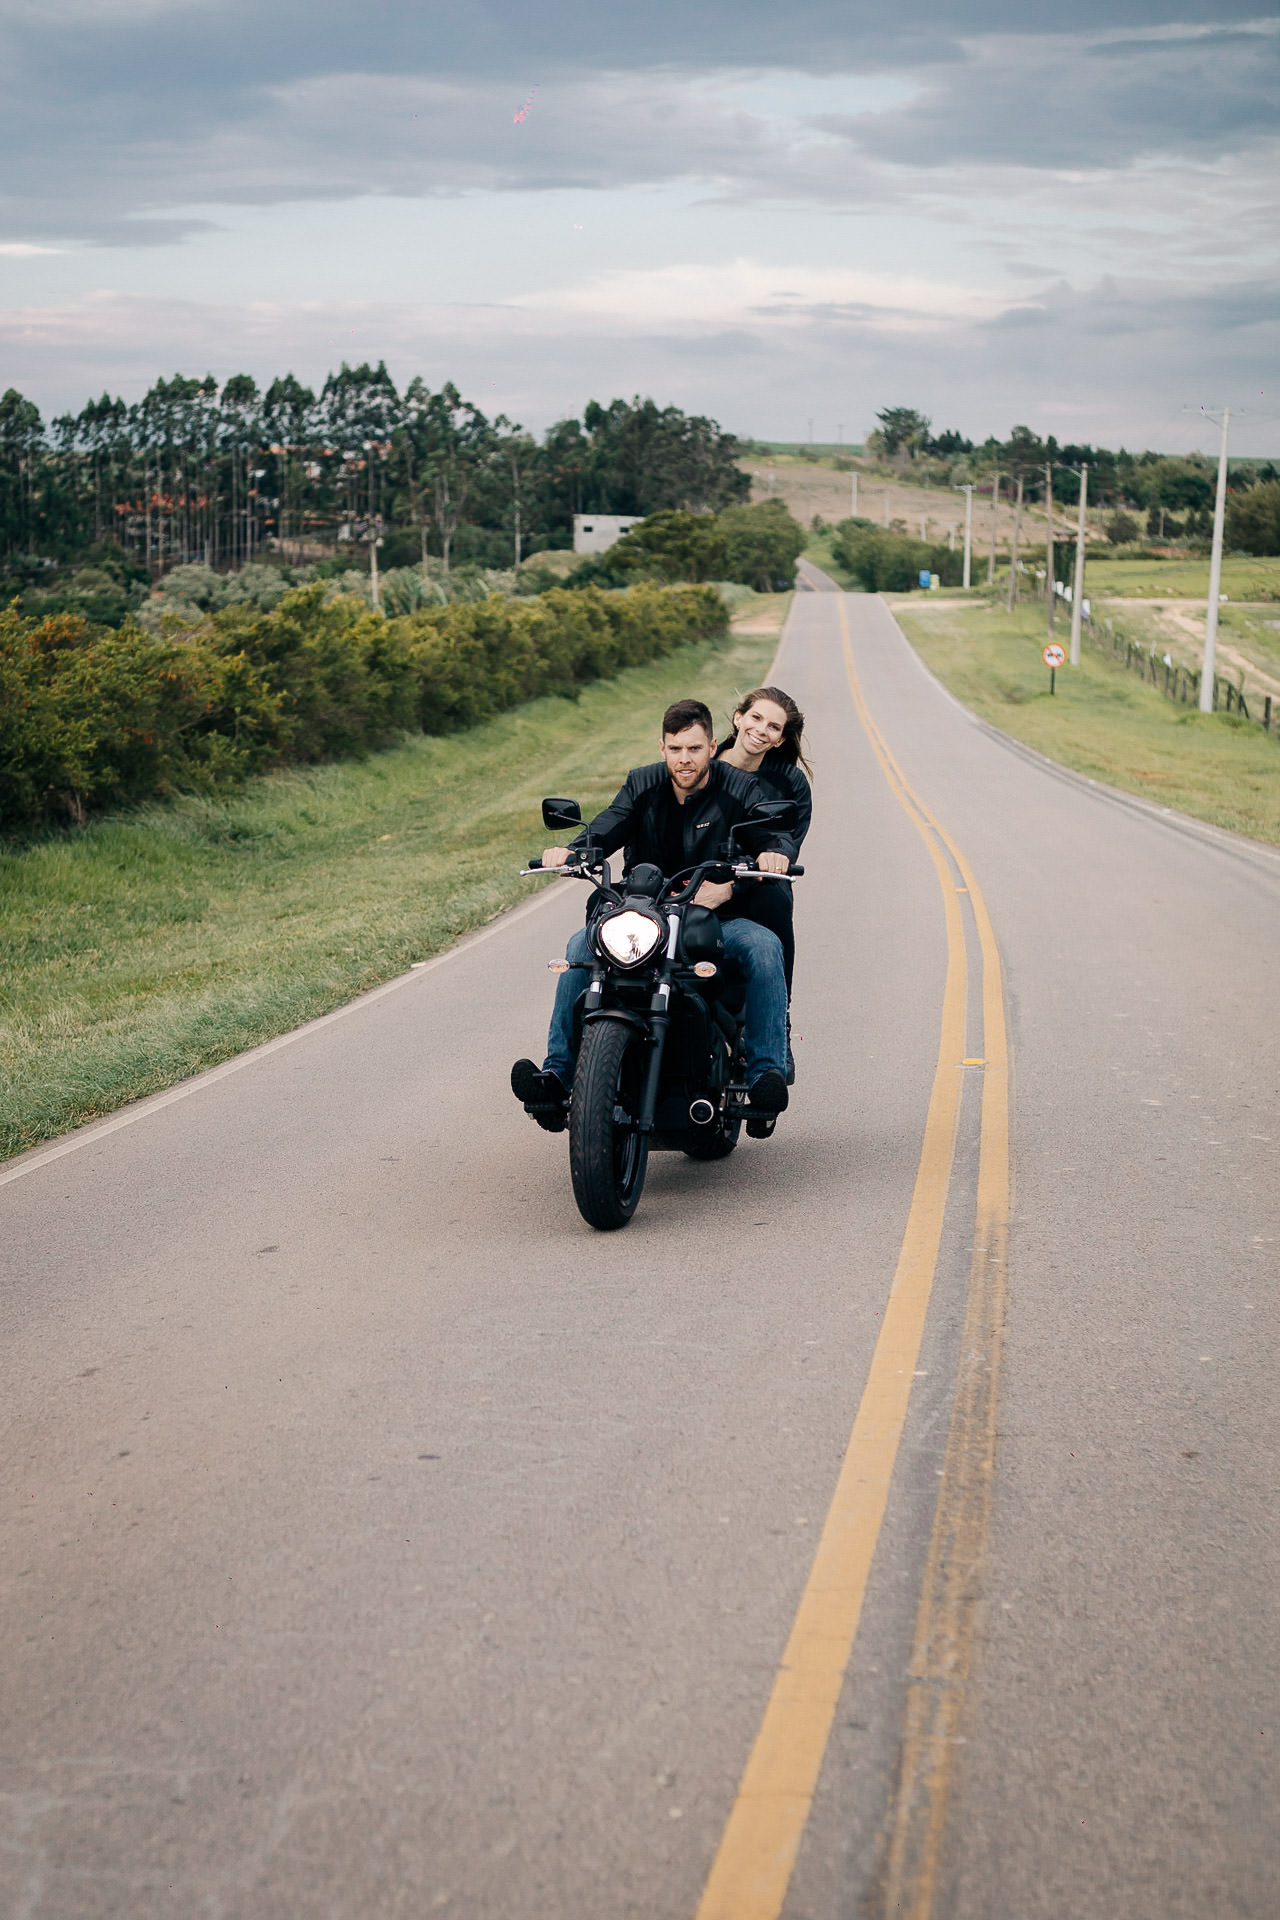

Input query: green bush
[1226,481,1280,556]
[0,604,283,827]
[605,509,725,583]
[831,519,965,592]
[717,501,806,590]
[591,499,805,591]
[0,581,726,832]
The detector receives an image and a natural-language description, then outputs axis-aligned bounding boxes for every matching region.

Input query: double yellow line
[695,600,1011,1920]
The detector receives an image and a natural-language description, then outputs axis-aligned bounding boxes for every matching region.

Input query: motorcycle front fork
[637,973,672,1133]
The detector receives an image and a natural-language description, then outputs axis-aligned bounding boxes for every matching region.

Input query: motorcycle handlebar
[522,852,800,886]
[522,851,602,878]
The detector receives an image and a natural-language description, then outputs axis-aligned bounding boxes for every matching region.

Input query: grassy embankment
[1,612,784,1160]
[893,594,1280,848]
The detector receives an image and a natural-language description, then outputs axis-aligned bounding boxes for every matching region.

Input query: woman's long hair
[726,686,813,779]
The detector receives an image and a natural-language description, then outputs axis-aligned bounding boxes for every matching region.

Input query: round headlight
[596,909,663,968]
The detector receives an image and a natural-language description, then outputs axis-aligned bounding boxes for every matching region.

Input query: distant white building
[573,512,641,555]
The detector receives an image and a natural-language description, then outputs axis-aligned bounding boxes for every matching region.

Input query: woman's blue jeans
[542,920,788,1089]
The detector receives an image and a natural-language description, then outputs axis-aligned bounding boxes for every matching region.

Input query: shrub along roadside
[0,625,777,1159]
[1,581,726,834]
[831,517,965,592]
[571,499,806,591]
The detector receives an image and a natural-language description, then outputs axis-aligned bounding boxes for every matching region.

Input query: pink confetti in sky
[513,87,538,125]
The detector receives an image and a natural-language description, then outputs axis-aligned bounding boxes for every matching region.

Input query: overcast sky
[1,0,1275,450]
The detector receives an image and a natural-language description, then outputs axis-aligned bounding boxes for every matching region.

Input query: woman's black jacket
[714,748,812,863]
[569,760,786,875]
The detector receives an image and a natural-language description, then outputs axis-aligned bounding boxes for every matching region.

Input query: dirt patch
[1097,596,1280,703]
[740,457,1080,550]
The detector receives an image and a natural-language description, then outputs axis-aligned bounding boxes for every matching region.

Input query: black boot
[748,1068,788,1114]
[511,1059,569,1132]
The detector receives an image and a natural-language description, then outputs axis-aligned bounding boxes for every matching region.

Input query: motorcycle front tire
[569,1020,650,1230]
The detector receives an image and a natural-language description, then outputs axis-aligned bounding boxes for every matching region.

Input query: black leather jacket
[570,759,784,875]
[715,747,811,863]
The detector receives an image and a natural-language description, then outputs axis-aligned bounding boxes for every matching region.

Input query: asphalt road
[3,588,1278,1918]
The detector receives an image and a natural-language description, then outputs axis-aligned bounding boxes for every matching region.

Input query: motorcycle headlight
[595,908,664,968]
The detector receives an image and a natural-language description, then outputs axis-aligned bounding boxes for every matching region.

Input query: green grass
[1085,554,1280,600]
[0,629,778,1160]
[894,598,1280,847]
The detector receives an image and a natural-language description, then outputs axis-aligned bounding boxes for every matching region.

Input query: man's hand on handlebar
[541,845,571,868]
[756,850,790,874]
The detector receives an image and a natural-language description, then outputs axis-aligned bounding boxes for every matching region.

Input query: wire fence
[1085,611,1278,736]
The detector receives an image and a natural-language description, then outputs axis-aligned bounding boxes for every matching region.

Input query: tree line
[865,408,1280,548]
[0,369,750,584]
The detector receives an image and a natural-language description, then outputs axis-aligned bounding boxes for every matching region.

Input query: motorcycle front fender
[582,1007,650,1037]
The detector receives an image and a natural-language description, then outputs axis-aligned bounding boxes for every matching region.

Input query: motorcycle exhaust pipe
[689,1098,716,1126]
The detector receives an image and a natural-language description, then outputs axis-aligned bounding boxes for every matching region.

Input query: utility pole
[954,483,974,589]
[368,519,382,610]
[1069,463,1088,666]
[988,473,1000,584]
[1200,407,1231,713]
[851,470,858,517]
[1044,463,1055,635]
[1006,476,1024,611]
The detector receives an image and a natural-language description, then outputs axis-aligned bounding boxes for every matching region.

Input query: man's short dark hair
[662,698,714,738]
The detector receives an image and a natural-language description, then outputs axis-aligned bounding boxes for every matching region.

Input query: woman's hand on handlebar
[756,850,790,874]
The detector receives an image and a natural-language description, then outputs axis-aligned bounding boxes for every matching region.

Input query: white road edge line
[881,597,1280,880]
[0,880,567,1189]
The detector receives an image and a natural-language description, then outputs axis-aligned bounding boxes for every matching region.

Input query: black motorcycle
[523,795,802,1231]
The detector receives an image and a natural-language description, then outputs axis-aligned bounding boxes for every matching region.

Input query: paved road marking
[694,600,975,1920]
[869,650,1012,1920]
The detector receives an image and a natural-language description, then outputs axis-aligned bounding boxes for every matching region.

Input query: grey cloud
[816,22,1279,170]
[1,4,1273,243]
[7,1,1262,94]
[0,68,884,246]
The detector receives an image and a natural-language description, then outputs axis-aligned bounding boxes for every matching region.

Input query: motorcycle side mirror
[749,798,798,829]
[728,796,797,856]
[542,797,583,831]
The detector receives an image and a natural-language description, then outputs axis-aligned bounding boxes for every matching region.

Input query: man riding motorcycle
[511,698,792,1131]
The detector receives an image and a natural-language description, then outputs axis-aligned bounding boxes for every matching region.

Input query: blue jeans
[543,919,788,1089]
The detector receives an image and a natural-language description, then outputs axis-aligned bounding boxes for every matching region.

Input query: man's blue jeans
[542,919,788,1089]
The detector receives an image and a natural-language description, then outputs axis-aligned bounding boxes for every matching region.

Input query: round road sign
[1043,643,1066,669]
